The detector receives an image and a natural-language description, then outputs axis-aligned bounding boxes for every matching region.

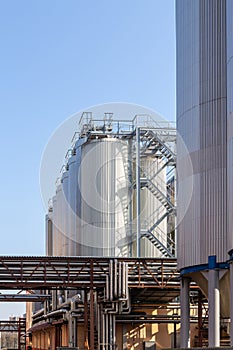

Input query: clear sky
[0,1,175,318]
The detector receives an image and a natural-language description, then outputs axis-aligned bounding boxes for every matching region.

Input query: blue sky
[0,1,175,318]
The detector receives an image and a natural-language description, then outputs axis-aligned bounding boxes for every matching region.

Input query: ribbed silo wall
[176,0,227,270]
[54,183,62,256]
[66,138,84,256]
[227,0,233,253]
[61,171,69,255]
[79,138,130,257]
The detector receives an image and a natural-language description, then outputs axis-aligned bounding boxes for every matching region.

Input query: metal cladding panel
[227,0,233,252]
[176,0,227,269]
[61,171,69,256]
[79,138,129,257]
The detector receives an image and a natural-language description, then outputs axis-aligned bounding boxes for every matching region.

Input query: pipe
[109,260,113,301]
[114,259,118,298]
[44,309,67,319]
[118,262,122,298]
[32,309,44,319]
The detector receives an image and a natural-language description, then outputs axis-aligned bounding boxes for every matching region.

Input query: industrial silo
[176,0,228,346]
[79,137,130,257]
[61,171,69,256]
[47,114,176,260]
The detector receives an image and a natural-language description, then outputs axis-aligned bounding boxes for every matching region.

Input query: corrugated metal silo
[79,138,130,257]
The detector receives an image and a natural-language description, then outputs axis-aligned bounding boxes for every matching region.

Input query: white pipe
[114,259,118,298]
[180,277,190,348]
[208,269,220,347]
[118,262,122,298]
[110,260,113,301]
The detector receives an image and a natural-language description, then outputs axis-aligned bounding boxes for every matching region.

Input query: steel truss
[0,318,26,350]
[0,256,178,290]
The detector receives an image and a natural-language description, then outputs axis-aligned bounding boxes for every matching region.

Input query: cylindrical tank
[176,0,227,268]
[176,0,229,316]
[67,154,77,256]
[55,183,63,256]
[52,195,58,255]
[45,207,53,256]
[227,0,233,253]
[79,138,130,257]
[61,171,69,255]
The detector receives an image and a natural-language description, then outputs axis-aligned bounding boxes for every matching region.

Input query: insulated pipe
[102,310,105,350]
[114,259,118,298]
[180,277,190,348]
[106,313,109,350]
[109,314,113,350]
[112,315,116,350]
[208,269,220,347]
[109,260,113,301]
[122,262,126,298]
[118,262,122,298]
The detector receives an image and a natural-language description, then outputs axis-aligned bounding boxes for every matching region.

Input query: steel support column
[208,269,220,347]
[180,277,190,348]
[90,260,95,350]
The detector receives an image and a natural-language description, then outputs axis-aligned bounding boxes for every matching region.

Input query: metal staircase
[140,129,176,164]
[136,127,176,258]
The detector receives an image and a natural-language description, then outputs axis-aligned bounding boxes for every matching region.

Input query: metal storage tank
[61,171,69,256]
[67,153,77,256]
[227,0,233,252]
[45,206,53,256]
[176,0,228,346]
[55,183,63,256]
[68,138,86,256]
[52,195,58,256]
[79,138,130,257]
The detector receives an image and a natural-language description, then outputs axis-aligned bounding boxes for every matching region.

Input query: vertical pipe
[136,126,141,257]
[173,323,177,348]
[112,315,116,350]
[230,262,233,346]
[198,290,203,347]
[97,304,101,350]
[90,288,95,350]
[84,290,88,350]
[90,261,95,350]
[208,269,220,347]
[73,317,77,348]
[106,314,109,350]
[180,277,190,348]
[109,314,113,350]
[102,311,105,350]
